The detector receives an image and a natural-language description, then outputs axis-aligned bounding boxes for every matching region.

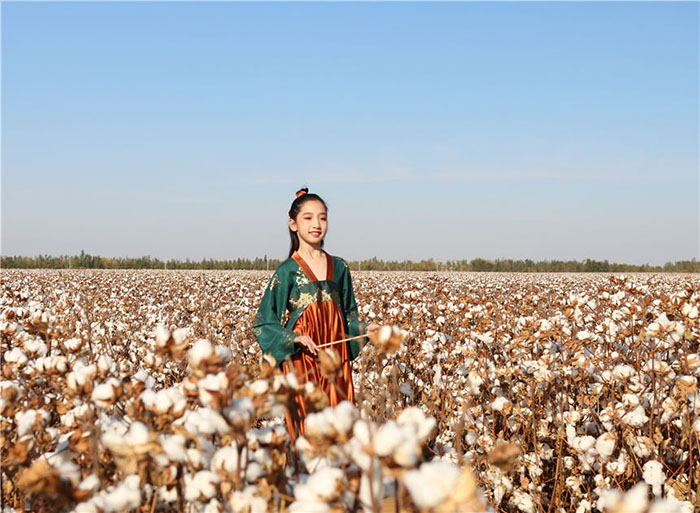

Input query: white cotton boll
[681,303,698,319]
[172,327,190,345]
[189,339,214,367]
[596,488,622,511]
[643,460,666,496]
[214,345,232,362]
[132,368,156,389]
[510,490,535,513]
[184,471,220,501]
[575,499,592,513]
[140,389,156,409]
[97,354,116,375]
[306,467,344,501]
[77,474,100,492]
[576,331,592,341]
[245,462,264,482]
[15,409,50,437]
[288,501,330,513]
[392,435,420,467]
[5,348,28,365]
[230,486,267,513]
[596,432,616,461]
[329,401,357,434]
[403,460,460,509]
[573,435,595,453]
[492,397,510,412]
[45,450,81,485]
[155,388,186,414]
[607,451,628,475]
[623,405,648,427]
[183,408,231,436]
[211,446,243,475]
[467,371,484,394]
[617,483,649,513]
[64,338,82,352]
[250,379,269,396]
[154,325,170,347]
[374,422,402,457]
[99,475,142,512]
[397,407,436,440]
[160,434,187,462]
[123,421,150,446]
[224,397,254,426]
[23,338,48,357]
[622,393,640,407]
[306,409,334,438]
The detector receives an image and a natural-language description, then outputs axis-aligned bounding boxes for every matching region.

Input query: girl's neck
[296,242,324,260]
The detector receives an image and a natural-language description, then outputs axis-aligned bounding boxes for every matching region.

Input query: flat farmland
[1,270,698,513]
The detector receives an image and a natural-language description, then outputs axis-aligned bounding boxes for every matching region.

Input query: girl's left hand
[366,323,380,334]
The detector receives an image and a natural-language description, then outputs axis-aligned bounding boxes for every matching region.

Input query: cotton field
[1,269,698,513]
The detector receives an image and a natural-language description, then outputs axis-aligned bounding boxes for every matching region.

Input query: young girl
[252,188,378,441]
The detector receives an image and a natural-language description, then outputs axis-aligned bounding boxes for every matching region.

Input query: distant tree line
[1,251,698,273]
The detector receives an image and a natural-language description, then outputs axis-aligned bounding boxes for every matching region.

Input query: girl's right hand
[294,335,318,355]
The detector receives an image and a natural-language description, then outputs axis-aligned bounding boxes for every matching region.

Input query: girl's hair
[288,187,328,257]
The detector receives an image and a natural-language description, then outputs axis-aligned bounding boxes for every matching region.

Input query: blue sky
[2,1,698,265]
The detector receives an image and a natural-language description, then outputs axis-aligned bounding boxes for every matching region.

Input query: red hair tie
[296,190,308,198]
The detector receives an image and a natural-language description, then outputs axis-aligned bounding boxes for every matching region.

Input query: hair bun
[295,188,309,198]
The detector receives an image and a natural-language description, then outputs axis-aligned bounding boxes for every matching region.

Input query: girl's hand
[294,335,318,355]
[366,323,380,334]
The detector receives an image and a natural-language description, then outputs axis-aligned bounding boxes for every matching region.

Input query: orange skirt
[282,300,354,442]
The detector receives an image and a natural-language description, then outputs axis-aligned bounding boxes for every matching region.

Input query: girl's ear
[288,218,297,232]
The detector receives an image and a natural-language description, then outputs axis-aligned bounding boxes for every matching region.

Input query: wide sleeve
[252,271,299,365]
[338,260,368,359]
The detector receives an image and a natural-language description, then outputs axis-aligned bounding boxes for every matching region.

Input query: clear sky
[2,1,698,265]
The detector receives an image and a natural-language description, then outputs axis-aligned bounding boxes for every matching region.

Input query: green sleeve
[252,271,299,365]
[338,260,367,360]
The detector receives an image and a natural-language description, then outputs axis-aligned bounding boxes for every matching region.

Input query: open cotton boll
[91,378,121,408]
[230,486,267,513]
[184,471,220,501]
[182,408,231,436]
[305,409,334,438]
[289,502,330,513]
[643,460,666,496]
[492,396,512,413]
[77,474,100,493]
[622,405,648,427]
[96,354,116,375]
[403,460,460,509]
[613,483,649,513]
[189,339,214,367]
[155,387,187,415]
[595,432,616,461]
[329,401,358,434]
[160,434,187,462]
[91,475,141,512]
[510,490,535,513]
[305,467,344,501]
[397,407,436,441]
[5,347,28,365]
[15,409,51,437]
[63,337,82,352]
[122,421,150,446]
[211,445,245,476]
[154,325,170,347]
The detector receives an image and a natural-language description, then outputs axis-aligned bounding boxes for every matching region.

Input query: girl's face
[289,199,328,250]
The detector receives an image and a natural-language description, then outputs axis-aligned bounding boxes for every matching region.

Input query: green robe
[252,255,367,365]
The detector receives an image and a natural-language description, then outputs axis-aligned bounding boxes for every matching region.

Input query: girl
[252,188,379,441]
